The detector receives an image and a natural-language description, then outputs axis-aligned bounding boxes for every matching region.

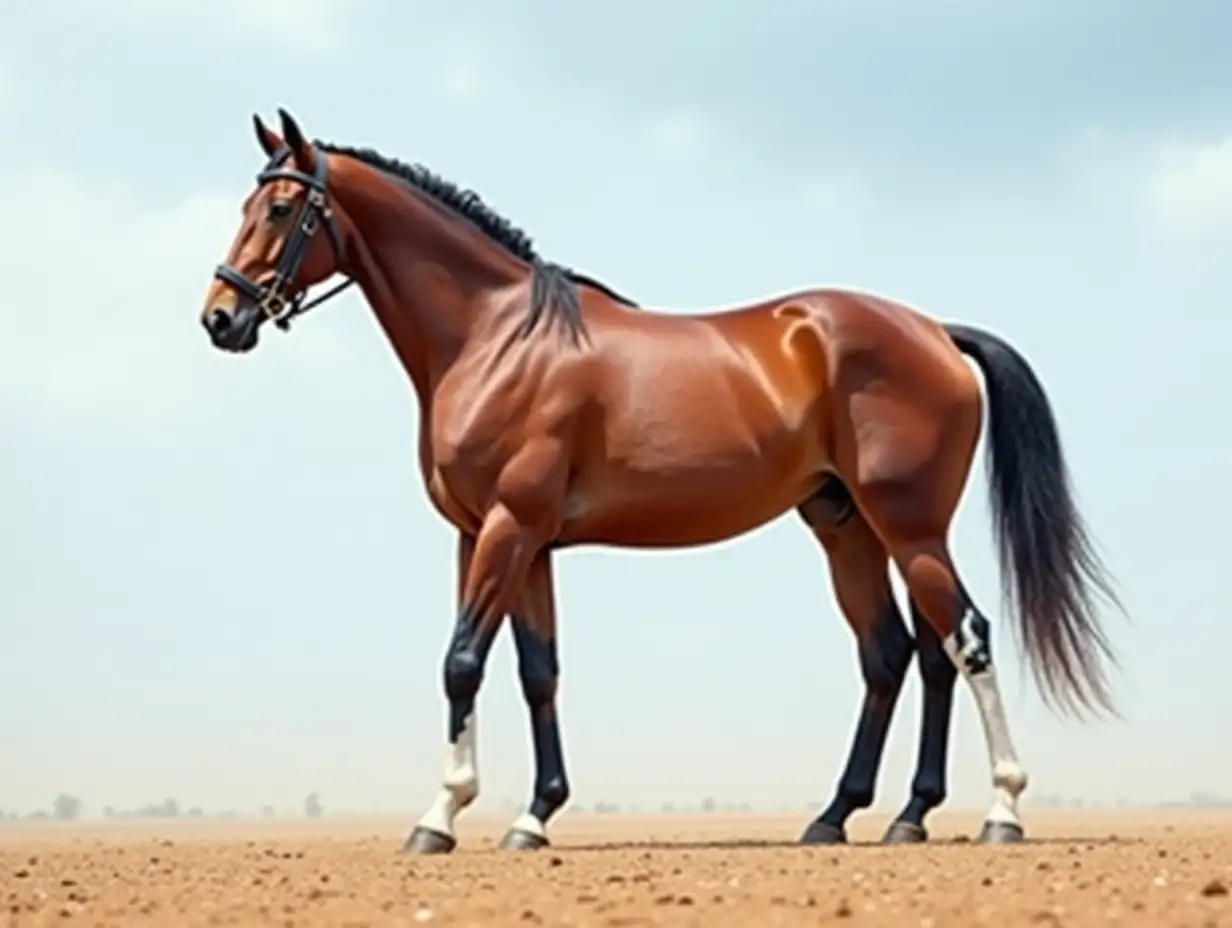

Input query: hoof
[403,825,456,855]
[881,820,929,845]
[978,820,1025,845]
[799,820,847,845]
[498,827,550,851]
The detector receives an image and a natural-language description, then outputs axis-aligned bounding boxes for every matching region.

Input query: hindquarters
[816,291,1120,718]
[819,291,985,539]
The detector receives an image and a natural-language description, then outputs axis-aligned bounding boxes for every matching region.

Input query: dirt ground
[2,809,1230,927]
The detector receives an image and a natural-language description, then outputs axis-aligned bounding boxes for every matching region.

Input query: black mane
[315,141,638,343]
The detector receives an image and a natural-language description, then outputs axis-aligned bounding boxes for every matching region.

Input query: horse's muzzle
[203,303,261,353]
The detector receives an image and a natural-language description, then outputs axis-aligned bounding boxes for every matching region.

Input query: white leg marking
[508,811,548,839]
[944,612,1029,828]
[415,713,479,838]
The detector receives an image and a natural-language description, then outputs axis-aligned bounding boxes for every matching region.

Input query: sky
[2,0,1230,821]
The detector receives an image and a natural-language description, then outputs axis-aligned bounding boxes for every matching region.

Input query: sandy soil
[3,809,1230,926]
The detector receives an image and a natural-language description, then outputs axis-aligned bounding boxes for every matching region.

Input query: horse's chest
[426,391,521,519]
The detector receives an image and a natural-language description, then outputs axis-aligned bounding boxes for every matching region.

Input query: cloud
[1143,134,1232,236]
[0,169,229,425]
[0,166,355,429]
[41,0,353,52]
[1055,126,1232,251]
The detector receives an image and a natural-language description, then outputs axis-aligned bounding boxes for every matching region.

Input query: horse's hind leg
[849,394,1029,844]
[881,600,958,844]
[796,478,915,844]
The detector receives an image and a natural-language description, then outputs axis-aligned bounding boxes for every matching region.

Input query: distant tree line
[2,790,1230,822]
[0,792,328,822]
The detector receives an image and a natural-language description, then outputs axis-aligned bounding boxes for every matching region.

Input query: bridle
[213,143,355,332]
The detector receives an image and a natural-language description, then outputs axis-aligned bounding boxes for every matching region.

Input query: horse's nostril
[208,308,232,335]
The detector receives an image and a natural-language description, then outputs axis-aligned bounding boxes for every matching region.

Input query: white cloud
[42,0,352,52]
[1143,135,1232,235]
[0,167,354,428]
[0,170,229,425]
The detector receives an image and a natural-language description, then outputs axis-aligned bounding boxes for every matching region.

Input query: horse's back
[582,284,974,403]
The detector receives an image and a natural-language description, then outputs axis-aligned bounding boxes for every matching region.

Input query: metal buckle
[260,287,291,323]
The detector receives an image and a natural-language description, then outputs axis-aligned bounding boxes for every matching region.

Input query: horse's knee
[444,647,485,703]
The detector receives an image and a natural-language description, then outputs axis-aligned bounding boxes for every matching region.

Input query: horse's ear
[252,114,283,158]
[277,107,317,174]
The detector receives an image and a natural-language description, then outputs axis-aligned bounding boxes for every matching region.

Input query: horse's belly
[558,443,827,548]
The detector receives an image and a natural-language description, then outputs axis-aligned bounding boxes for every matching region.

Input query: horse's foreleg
[404,532,496,854]
[498,550,570,850]
[405,504,542,854]
[406,436,569,853]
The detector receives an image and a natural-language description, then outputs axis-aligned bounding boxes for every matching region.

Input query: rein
[214,144,355,331]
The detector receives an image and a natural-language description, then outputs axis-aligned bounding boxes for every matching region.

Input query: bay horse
[200,109,1121,853]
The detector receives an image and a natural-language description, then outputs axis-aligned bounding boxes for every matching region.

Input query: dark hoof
[978,820,1025,845]
[881,820,929,845]
[799,820,847,845]
[403,825,456,855]
[498,827,550,851]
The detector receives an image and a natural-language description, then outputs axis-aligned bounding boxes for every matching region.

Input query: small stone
[1201,879,1228,897]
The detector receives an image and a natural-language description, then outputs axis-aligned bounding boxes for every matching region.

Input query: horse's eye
[268,200,294,221]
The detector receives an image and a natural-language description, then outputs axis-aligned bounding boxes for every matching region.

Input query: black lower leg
[442,606,500,744]
[508,617,570,836]
[804,599,914,841]
[888,599,958,838]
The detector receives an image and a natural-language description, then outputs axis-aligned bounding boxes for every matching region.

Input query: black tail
[945,323,1122,719]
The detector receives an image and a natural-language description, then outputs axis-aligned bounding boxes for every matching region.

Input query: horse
[199,108,1121,854]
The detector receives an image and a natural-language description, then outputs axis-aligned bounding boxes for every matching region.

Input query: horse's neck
[341,178,526,403]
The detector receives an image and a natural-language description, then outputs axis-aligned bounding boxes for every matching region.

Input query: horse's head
[201,109,349,353]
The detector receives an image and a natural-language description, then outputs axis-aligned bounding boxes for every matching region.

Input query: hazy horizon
[3,0,1230,824]
[5,790,1231,825]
